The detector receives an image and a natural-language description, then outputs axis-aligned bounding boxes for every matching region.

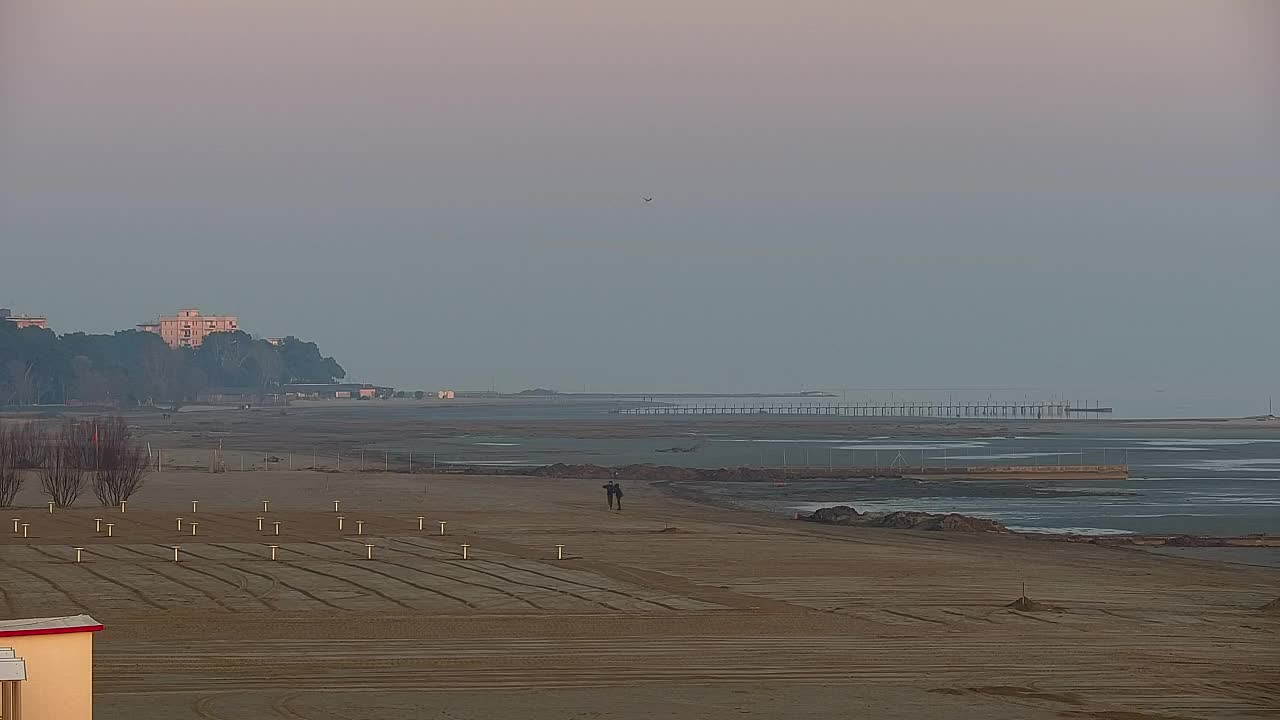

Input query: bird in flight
[643,197,653,203]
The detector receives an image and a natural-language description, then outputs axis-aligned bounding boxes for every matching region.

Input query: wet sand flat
[0,470,1276,719]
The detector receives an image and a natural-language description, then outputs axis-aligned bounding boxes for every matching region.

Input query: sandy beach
[0,465,1275,719]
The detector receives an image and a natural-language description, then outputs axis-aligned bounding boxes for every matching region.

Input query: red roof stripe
[0,624,104,639]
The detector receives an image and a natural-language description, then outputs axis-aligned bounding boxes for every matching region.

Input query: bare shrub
[91,416,149,506]
[6,422,44,469]
[40,421,87,508]
[0,425,23,508]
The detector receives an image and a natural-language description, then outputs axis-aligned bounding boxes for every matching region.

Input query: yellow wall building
[0,615,102,720]
[137,307,239,348]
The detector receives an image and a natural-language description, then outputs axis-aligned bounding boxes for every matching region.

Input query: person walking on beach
[603,481,616,509]
[612,482,623,511]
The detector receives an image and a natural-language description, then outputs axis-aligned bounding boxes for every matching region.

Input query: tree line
[0,417,149,508]
[0,322,345,406]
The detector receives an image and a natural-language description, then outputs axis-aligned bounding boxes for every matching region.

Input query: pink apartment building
[137,308,239,348]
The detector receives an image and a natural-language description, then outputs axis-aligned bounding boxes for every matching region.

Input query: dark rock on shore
[800,505,1010,533]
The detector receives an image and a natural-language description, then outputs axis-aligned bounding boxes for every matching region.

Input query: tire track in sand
[0,560,84,609]
[182,546,341,610]
[88,544,239,611]
[270,691,356,720]
[393,538,626,611]
[191,693,234,720]
[314,541,539,609]
[26,544,166,610]
[286,544,476,609]
[202,543,415,610]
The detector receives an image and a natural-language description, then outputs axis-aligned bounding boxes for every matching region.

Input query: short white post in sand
[460,544,470,560]
[191,500,199,513]
[47,502,54,514]
[417,516,425,531]
[272,521,281,536]
[262,500,270,513]
[74,547,84,563]
[269,544,279,561]
[172,545,181,562]
[333,500,341,512]
[337,516,345,531]
[176,517,184,531]
[106,523,115,537]
[190,522,199,536]
[120,500,127,513]
[21,523,29,538]
[365,543,375,560]
[438,521,447,536]
[94,518,103,532]
[11,518,19,533]
[556,544,565,560]
[256,516,264,531]
[355,520,364,536]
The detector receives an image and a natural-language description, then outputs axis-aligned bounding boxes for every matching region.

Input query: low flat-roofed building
[0,308,48,330]
[283,383,394,400]
[196,387,286,406]
[0,614,103,720]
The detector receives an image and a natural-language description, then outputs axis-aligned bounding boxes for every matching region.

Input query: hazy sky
[2,1,1278,411]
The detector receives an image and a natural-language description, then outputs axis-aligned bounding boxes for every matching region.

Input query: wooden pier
[613,401,1111,419]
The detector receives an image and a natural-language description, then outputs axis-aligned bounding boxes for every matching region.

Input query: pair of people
[602,480,624,511]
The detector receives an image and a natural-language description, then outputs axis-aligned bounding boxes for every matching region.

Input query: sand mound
[802,505,1009,533]
[1006,595,1062,613]
[1261,597,1280,613]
